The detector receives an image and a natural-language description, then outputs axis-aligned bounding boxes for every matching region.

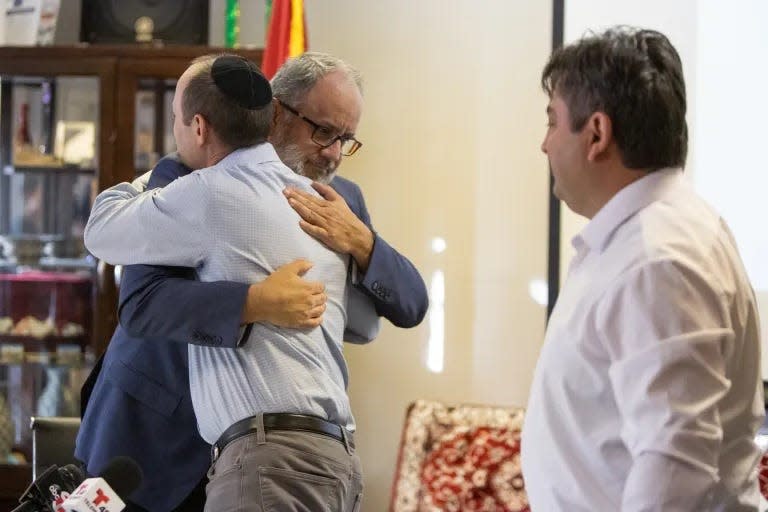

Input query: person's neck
[204,143,235,168]
[581,163,650,219]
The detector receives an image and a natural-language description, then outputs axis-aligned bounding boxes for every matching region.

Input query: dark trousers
[124,476,207,512]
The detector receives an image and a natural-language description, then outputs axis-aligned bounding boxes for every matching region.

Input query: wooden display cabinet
[0,44,262,509]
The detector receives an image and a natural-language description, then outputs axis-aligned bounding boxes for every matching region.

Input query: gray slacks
[204,425,363,511]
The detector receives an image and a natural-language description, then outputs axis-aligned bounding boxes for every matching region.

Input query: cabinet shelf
[0,333,87,364]
[3,164,96,175]
[0,333,87,347]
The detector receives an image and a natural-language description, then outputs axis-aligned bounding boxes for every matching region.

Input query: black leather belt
[212,413,354,460]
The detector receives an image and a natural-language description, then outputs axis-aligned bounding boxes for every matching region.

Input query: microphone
[12,463,85,512]
[59,456,143,512]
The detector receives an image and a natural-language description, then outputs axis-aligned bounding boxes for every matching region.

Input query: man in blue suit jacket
[76,53,428,512]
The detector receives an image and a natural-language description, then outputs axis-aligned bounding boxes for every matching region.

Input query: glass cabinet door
[134,78,177,176]
[0,75,100,465]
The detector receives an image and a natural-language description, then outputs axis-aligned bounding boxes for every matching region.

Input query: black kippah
[211,56,272,110]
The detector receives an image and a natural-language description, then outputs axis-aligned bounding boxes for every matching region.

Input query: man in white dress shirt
[521,26,764,511]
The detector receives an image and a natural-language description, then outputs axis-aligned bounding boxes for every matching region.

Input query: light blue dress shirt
[85,143,380,443]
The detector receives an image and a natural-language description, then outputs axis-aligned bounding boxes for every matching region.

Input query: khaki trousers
[204,426,363,512]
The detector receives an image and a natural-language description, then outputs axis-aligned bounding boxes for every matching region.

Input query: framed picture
[54,121,95,167]
[3,0,61,46]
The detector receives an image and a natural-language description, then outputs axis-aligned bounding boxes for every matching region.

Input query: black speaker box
[80,0,209,45]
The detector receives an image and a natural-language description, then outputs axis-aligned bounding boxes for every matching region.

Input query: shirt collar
[214,142,282,169]
[576,167,684,253]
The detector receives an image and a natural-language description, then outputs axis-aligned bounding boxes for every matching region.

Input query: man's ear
[585,112,612,162]
[271,98,282,131]
[193,114,207,146]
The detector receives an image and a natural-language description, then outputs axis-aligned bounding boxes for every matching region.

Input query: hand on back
[244,259,327,328]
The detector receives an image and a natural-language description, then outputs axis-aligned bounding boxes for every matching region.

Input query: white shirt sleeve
[596,259,732,510]
[622,452,719,511]
[84,172,210,267]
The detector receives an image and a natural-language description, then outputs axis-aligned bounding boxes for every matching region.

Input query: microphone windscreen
[99,456,143,498]
[59,463,86,487]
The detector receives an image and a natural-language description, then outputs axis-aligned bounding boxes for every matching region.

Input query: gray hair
[271,52,363,107]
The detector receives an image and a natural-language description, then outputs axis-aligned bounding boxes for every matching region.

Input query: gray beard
[279,142,337,185]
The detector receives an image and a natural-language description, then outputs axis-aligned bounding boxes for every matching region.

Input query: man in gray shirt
[84,55,376,511]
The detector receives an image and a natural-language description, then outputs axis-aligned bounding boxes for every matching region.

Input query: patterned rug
[390,400,528,512]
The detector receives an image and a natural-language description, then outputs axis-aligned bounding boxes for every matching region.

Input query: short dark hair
[542,26,687,170]
[182,54,273,149]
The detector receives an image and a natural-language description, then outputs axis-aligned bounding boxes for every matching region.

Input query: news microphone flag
[11,463,84,512]
[59,477,125,512]
[58,456,142,512]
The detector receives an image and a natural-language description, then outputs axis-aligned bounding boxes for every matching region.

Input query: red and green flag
[263,0,308,79]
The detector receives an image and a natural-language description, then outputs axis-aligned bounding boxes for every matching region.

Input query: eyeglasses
[277,99,363,156]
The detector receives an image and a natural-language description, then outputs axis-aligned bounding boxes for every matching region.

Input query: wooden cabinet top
[0,44,263,60]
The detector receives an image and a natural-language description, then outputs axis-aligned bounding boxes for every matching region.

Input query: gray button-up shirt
[85,143,379,443]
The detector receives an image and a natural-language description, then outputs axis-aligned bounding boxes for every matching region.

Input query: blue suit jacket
[76,156,428,511]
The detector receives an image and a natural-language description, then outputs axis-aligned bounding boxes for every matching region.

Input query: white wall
[694,0,768,377]
[310,3,552,510]
[222,2,552,510]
